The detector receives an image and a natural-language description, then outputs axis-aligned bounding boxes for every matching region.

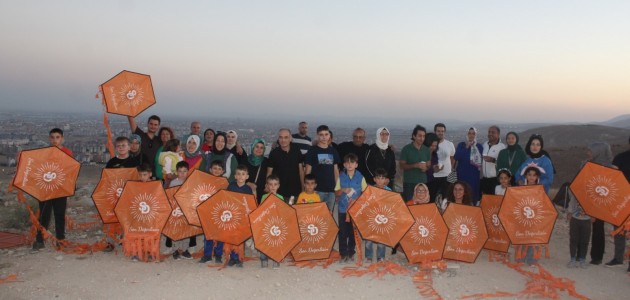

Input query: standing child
[335,153,367,264]
[159,139,183,187]
[517,166,543,265]
[226,165,253,267]
[32,128,74,251]
[167,161,196,260]
[128,163,153,262]
[566,190,591,268]
[106,136,141,168]
[365,168,391,263]
[199,160,226,264]
[297,174,321,204]
[495,169,512,196]
[260,175,283,269]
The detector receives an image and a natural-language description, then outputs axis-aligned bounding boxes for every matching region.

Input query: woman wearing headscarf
[496,132,527,183]
[183,134,203,170]
[226,130,248,165]
[515,134,554,193]
[406,183,431,206]
[365,127,396,189]
[454,127,484,205]
[200,132,238,181]
[201,128,215,153]
[245,138,268,203]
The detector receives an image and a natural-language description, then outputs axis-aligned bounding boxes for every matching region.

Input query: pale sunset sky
[1,1,628,123]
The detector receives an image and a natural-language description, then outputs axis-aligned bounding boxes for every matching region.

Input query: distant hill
[519,124,630,148]
[601,114,630,129]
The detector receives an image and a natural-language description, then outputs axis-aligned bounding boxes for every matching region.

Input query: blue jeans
[203,239,224,258]
[318,191,336,211]
[365,240,386,261]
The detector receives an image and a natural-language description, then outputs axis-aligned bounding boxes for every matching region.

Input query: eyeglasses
[415,189,427,193]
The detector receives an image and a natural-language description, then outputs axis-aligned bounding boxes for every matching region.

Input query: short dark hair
[49,128,64,136]
[266,174,280,183]
[434,123,446,132]
[210,160,224,169]
[489,125,500,134]
[316,125,330,133]
[235,164,249,173]
[424,132,439,150]
[148,115,161,124]
[115,136,130,144]
[343,153,358,163]
[176,161,189,171]
[374,168,388,178]
[304,174,316,183]
[163,139,180,152]
[137,163,152,173]
[411,125,426,140]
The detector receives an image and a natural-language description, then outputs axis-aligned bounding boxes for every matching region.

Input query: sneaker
[172,251,181,260]
[181,250,192,259]
[214,255,223,264]
[605,259,623,267]
[347,255,354,263]
[198,256,212,263]
[391,248,397,255]
[103,243,115,253]
[236,261,243,268]
[272,261,280,269]
[131,256,139,262]
[31,241,45,252]
[228,259,236,267]
[365,258,373,264]
[567,260,578,268]
[377,258,384,263]
[589,259,602,265]
[261,260,268,268]
[579,260,587,269]
[339,255,347,264]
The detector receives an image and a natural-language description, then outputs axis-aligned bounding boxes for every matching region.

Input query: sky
[1,1,629,123]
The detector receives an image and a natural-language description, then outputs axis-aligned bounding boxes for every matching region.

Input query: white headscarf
[376,127,389,150]
[226,130,238,150]
[468,127,482,170]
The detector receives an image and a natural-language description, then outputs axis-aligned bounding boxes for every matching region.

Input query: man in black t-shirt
[127,115,162,174]
[336,127,370,178]
[106,137,140,168]
[267,128,305,201]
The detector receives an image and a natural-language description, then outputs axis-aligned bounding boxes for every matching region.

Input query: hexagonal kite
[197,190,257,245]
[174,169,228,227]
[92,168,139,224]
[291,202,339,261]
[570,162,630,226]
[480,195,511,253]
[499,185,558,245]
[13,147,80,202]
[249,194,301,263]
[442,203,488,263]
[347,186,414,248]
[100,70,156,117]
[399,203,448,263]
[162,186,203,241]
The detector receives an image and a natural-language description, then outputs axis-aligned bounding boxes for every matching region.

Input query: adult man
[480,125,506,196]
[399,125,431,201]
[292,121,312,155]
[305,125,341,211]
[127,115,162,175]
[608,136,629,271]
[336,128,370,179]
[431,123,456,200]
[189,121,201,136]
[267,128,305,201]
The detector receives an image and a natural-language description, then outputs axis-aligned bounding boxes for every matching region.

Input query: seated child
[495,169,512,196]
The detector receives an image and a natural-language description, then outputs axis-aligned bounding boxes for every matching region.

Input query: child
[260,175,283,269]
[335,153,367,264]
[495,169,512,196]
[138,163,152,182]
[106,136,141,168]
[226,165,253,267]
[516,166,543,266]
[566,190,591,268]
[297,174,321,204]
[305,125,341,211]
[366,168,391,263]
[199,160,226,264]
[407,182,430,206]
[32,128,74,251]
[523,166,541,185]
[167,161,196,260]
[159,139,183,187]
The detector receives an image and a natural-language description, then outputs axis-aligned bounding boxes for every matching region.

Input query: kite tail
[122,233,161,262]
[352,222,363,267]
[514,245,524,261]
[97,87,114,157]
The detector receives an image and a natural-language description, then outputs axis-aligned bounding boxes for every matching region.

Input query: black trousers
[569,218,591,260]
[36,197,67,242]
[590,219,605,261]
[338,213,356,257]
[480,177,498,196]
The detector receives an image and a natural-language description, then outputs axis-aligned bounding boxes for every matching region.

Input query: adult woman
[226,130,248,164]
[183,134,203,170]
[201,128,215,153]
[437,181,473,213]
[245,138,268,203]
[516,134,554,193]
[365,127,396,188]
[423,133,440,201]
[454,128,483,205]
[407,183,431,205]
[200,132,238,181]
[496,132,526,183]
[154,127,175,180]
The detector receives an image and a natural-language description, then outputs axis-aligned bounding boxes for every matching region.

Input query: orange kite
[100,70,156,117]
[499,185,558,245]
[12,147,80,202]
[399,203,448,263]
[92,168,139,224]
[162,186,203,241]
[249,194,301,263]
[174,169,228,227]
[347,186,414,248]
[442,203,488,263]
[291,202,339,261]
[480,195,511,253]
[570,161,630,226]
[114,181,171,262]
[197,190,257,245]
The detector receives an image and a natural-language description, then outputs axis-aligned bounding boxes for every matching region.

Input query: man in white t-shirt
[431,123,456,201]
[481,125,506,197]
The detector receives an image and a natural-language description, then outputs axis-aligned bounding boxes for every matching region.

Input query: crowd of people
[31,116,629,273]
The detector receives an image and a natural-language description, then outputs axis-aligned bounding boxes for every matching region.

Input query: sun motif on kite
[118,83,144,107]
[33,162,66,192]
[190,184,218,208]
[410,216,437,245]
[484,205,504,235]
[130,193,161,223]
[262,216,288,247]
[366,205,397,235]
[513,196,545,227]
[105,179,126,205]
[449,215,478,245]
[211,201,242,231]
[299,214,328,244]
[586,175,617,206]
[169,205,187,228]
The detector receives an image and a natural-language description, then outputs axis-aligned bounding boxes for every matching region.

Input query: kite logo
[34,162,66,192]
[116,188,123,198]
[450,216,478,244]
[126,89,137,100]
[262,216,289,247]
[130,193,160,223]
[106,179,126,204]
[299,215,328,244]
[459,224,470,237]
[513,197,545,227]
[523,207,535,219]
[199,194,211,201]
[586,175,617,206]
[118,83,144,106]
[191,184,218,207]
[492,214,500,227]
[221,210,233,222]
[419,225,429,237]
[375,214,389,224]
[172,207,183,217]
[270,225,281,237]
[139,202,151,214]
[411,216,437,245]
[366,206,397,235]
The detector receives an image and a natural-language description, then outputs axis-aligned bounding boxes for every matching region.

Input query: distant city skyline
[1,1,629,123]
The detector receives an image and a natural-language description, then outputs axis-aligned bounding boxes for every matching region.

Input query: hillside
[520,124,630,148]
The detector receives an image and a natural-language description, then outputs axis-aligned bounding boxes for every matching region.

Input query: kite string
[96,87,114,157]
